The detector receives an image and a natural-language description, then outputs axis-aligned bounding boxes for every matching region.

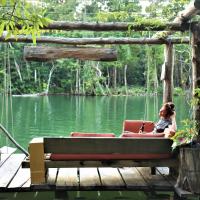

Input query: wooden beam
[162,44,174,103]
[42,21,190,32]
[13,21,191,32]
[155,0,200,38]
[0,35,190,45]
[24,46,117,62]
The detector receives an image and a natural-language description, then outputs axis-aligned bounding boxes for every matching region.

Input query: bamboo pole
[0,35,191,45]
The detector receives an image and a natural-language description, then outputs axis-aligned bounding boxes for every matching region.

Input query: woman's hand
[164,128,176,138]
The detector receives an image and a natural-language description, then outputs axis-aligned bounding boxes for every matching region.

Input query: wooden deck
[0,147,177,193]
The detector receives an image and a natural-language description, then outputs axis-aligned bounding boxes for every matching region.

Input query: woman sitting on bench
[121,102,177,138]
[154,102,177,138]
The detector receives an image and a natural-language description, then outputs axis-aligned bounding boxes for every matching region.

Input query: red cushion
[50,153,171,161]
[71,132,116,137]
[123,120,154,133]
[121,132,165,138]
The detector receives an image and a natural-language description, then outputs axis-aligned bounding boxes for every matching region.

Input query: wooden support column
[192,23,200,138]
[162,44,174,103]
[29,138,45,184]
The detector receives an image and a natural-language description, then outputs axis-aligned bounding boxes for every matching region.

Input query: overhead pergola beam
[41,21,189,32]
[176,0,200,22]
[0,35,190,45]
[13,21,192,32]
[155,0,200,38]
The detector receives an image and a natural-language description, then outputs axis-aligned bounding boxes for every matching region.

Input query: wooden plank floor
[0,152,176,192]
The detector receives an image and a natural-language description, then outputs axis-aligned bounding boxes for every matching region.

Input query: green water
[0,95,190,149]
[0,95,190,200]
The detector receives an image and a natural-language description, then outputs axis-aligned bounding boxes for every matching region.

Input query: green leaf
[0,22,5,35]
[10,0,15,6]
[5,31,12,40]
[0,0,7,6]
[31,32,36,44]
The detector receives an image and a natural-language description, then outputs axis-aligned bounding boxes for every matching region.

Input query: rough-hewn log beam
[24,46,117,62]
[155,0,200,38]
[42,21,188,32]
[12,21,191,32]
[0,35,190,45]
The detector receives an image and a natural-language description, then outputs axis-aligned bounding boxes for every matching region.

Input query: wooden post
[29,138,45,184]
[192,23,200,138]
[176,148,200,194]
[162,44,174,103]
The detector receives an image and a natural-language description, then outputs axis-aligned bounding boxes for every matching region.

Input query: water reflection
[0,95,190,149]
[0,191,148,200]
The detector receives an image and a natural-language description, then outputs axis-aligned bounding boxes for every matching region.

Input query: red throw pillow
[120,132,164,138]
[71,132,116,137]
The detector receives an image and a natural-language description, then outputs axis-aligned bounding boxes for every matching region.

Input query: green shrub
[173,87,184,96]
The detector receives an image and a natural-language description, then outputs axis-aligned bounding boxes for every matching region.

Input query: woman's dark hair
[168,102,175,111]
[163,102,175,118]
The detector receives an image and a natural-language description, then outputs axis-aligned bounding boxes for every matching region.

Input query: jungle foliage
[0,0,194,96]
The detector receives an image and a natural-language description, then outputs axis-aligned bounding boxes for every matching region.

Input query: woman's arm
[164,112,177,138]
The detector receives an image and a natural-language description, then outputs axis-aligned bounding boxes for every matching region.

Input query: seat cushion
[121,132,165,138]
[71,132,116,137]
[123,120,155,133]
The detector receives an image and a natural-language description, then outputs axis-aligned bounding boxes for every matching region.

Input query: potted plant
[171,119,198,150]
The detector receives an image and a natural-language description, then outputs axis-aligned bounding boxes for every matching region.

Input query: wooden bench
[23,137,178,185]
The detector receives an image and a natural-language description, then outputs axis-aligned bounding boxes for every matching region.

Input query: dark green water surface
[0,95,190,200]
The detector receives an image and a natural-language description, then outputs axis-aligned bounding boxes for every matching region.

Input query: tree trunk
[162,44,174,103]
[124,65,128,95]
[44,62,57,95]
[177,54,183,88]
[92,62,105,95]
[113,67,117,91]
[146,46,151,95]
[24,46,117,62]
[75,68,80,95]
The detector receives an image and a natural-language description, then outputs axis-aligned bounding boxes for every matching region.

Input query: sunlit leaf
[0,0,7,6]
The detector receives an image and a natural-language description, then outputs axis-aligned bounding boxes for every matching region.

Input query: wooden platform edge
[174,186,199,198]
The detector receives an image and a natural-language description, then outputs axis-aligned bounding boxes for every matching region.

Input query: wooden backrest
[123,120,155,133]
[43,137,172,154]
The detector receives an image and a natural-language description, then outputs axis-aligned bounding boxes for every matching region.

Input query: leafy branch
[0,0,52,43]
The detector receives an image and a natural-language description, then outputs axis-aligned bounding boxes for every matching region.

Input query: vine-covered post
[192,23,200,139]
[162,44,174,103]
[175,23,200,196]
